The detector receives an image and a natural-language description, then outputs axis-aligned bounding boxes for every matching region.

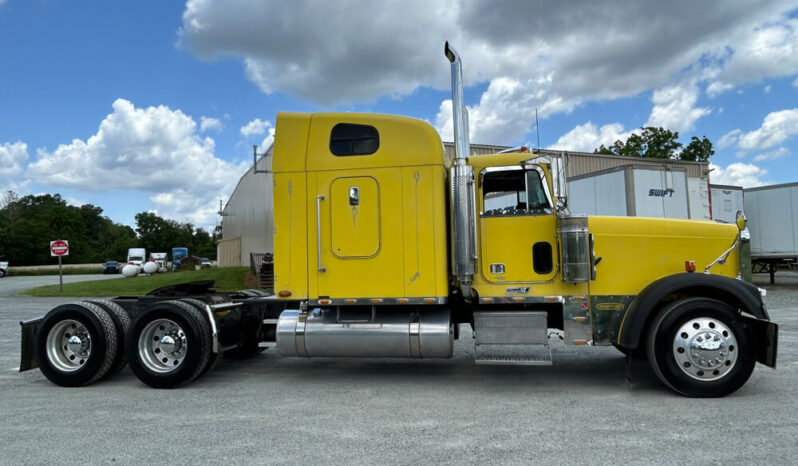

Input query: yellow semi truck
[20,43,776,396]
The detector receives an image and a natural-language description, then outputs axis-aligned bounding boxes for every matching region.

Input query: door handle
[316,195,326,272]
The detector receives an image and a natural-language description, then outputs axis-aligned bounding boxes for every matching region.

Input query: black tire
[83,299,131,377]
[35,302,118,387]
[178,298,220,374]
[126,300,213,389]
[0,269,6,277]
[646,297,755,397]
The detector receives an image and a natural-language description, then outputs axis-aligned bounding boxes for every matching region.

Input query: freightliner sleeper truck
[18,43,777,397]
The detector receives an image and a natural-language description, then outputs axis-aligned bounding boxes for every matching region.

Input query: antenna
[218,199,230,217]
[535,108,541,151]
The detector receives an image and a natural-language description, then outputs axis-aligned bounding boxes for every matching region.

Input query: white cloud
[738,108,798,150]
[763,84,772,93]
[710,162,767,188]
[793,77,798,88]
[706,81,734,97]
[26,98,247,227]
[181,0,796,144]
[548,122,634,152]
[0,141,31,194]
[240,118,273,138]
[752,147,789,162]
[715,18,798,85]
[0,141,28,178]
[646,82,711,132]
[718,129,743,149]
[200,116,223,132]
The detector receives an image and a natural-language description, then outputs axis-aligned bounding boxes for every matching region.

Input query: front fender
[616,273,768,349]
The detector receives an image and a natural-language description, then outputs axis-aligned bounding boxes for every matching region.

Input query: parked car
[200,258,212,268]
[0,261,8,278]
[103,261,120,274]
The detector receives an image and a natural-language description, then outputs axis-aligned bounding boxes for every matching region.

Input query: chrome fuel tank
[277,308,453,358]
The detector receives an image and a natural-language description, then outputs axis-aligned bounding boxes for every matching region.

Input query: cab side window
[482,168,550,216]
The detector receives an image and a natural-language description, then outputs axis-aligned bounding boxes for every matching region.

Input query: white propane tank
[122,264,140,278]
[142,262,159,274]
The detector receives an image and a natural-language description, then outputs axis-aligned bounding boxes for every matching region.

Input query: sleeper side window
[330,123,379,156]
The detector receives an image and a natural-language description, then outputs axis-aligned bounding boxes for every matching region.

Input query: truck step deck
[473,311,552,366]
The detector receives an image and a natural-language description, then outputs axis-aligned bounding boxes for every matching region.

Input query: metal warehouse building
[217,142,710,267]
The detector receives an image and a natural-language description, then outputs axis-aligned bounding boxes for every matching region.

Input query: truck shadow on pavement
[205,347,668,395]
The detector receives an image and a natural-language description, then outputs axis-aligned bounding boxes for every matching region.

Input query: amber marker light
[398,298,409,304]
[512,297,524,303]
[574,339,587,345]
[480,298,494,304]
[685,261,696,273]
[319,299,331,305]
[344,299,357,304]
[278,291,292,297]
[371,298,383,304]
[423,298,436,303]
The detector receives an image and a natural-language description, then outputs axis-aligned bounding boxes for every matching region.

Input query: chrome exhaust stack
[445,42,478,299]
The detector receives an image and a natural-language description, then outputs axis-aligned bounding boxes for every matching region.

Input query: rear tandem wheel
[126,300,214,389]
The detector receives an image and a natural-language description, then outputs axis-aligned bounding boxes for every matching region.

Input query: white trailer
[710,184,745,224]
[567,165,709,219]
[744,182,798,283]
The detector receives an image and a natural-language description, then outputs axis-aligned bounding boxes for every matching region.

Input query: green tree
[0,193,139,265]
[680,136,714,162]
[595,127,683,159]
[594,127,714,162]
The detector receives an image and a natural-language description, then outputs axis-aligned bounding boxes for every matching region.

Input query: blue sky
[1,0,797,230]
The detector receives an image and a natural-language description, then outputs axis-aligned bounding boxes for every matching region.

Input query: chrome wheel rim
[138,319,187,373]
[46,319,91,372]
[672,317,738,381]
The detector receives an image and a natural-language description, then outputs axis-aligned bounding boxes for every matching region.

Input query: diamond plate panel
[474,311,548,345]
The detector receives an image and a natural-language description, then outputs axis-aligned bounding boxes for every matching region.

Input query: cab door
[479,166,558,284]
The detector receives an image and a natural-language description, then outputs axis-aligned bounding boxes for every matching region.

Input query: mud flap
[744,316,778,368]
[19,317,42,372]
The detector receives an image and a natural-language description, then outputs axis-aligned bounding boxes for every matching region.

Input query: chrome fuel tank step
[474,311,552,366]
[276,308,453,358]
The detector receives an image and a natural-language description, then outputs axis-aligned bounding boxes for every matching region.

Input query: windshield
[129,256,143,262]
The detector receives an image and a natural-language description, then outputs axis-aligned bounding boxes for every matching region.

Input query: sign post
[50,240,69,293]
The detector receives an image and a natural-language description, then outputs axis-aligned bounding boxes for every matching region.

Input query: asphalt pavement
[0,273,796,465]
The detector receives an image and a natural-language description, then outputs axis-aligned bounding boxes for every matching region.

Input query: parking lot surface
[1,273,796,464]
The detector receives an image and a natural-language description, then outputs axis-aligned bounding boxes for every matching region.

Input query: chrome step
[258,341,278,348]
[474,311,552,366]
[262,319,279,325]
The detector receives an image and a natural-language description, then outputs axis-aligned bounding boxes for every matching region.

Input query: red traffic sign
[50,240,69,257]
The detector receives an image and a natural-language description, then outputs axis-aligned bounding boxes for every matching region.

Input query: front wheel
[646,297,755,397]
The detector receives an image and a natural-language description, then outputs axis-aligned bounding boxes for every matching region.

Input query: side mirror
[736,210,747,231]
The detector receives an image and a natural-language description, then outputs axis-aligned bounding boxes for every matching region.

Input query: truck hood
[587,216,739,295]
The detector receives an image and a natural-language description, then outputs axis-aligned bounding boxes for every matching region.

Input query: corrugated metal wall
[442,142,708,178]
[218,150,273,267]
